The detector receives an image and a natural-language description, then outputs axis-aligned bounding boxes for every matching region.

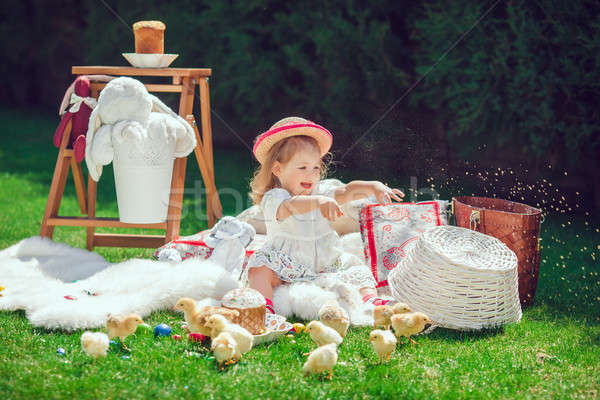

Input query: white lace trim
[268,230,333,241]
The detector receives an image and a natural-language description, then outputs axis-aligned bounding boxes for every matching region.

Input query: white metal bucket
[113,161,174,223]
[112,137,176,224]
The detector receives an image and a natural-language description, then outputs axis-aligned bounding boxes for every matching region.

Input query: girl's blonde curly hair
[248,135,333,206]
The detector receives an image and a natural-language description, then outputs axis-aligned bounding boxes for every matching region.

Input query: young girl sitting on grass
[245,116,404,314]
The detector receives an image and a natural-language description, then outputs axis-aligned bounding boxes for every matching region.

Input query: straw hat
[252,117,333,164]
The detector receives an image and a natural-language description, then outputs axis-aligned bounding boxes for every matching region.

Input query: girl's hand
[317,196,344,222]
[372,182,404,205]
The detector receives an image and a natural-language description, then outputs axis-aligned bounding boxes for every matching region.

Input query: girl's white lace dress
[245,182,376,290]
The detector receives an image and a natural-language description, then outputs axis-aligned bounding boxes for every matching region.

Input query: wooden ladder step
[92,233,166,248]
[47,216,168,229]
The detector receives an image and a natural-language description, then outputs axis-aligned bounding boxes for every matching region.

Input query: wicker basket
[452,196,543,306]
[221,288,266,335]
[388,225,522,331]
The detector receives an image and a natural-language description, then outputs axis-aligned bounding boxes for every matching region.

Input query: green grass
[1,108,599,399]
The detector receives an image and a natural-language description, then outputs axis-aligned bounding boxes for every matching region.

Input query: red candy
[188,333,206,343]
[172,334,182,341]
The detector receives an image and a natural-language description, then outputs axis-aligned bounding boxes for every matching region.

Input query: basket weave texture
[222,288,267,335]
[389,225,522,331]
[224,305,266,335]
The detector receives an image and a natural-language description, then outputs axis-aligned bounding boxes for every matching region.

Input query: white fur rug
[0,236,374,331]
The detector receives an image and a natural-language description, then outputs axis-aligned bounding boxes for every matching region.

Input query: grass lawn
[0,108,599,399]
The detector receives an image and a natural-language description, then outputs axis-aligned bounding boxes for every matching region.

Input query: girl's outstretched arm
[334,181,404,205]
[276,195,343,222]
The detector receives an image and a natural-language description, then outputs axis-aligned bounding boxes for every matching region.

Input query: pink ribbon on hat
[253,123,332,156]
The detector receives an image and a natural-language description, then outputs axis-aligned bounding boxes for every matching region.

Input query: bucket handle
[469,210,481,231]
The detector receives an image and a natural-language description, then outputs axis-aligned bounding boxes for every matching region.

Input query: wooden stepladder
[40,66,223,250]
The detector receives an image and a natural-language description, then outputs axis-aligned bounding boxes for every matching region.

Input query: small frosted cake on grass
[221,288,266,335]
[133,20,166,54]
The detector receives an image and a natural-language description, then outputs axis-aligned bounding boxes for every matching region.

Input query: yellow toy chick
[373,302,413,330]
[211,331,240,368]
[373,305,394,330]
[173,297,239,336]
[81,331,110,360]
[205,314,253,357]
[392,302,412,315]
[391,312,432,345]
[369,329,397,363]
[106,313,144,350]
[305,320,343,347]
[318,300,350,338]
[303,343,338,380]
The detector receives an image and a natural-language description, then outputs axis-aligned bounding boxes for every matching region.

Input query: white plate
[122,53,179,68]
[253,313,293,345]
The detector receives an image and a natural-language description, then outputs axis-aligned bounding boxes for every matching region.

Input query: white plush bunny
[85,77,196,181]
[204,216,256,279]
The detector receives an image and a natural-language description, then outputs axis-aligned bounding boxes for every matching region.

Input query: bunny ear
[85,105,105,181]
[150,94,197,156]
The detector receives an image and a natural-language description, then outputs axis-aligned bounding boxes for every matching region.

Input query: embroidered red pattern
[386,206,410,222]
[361,201,443,287]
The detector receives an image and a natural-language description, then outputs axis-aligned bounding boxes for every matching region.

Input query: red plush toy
[53,76,95,163]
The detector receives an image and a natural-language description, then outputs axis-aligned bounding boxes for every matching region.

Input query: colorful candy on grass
[154,323,172,337]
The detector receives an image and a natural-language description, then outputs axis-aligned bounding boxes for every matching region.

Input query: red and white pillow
[358,201,448,288]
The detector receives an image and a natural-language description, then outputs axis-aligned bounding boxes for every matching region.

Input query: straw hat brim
[253,123,332,164]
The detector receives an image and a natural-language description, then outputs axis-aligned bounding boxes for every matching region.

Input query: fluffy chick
[81,331,109,359]
[173,297,207,334]
[173,297,239,336]
[392,302,412,315]
[369,329,397,363]
[211,331,240,367]
[391,312,432,344]
[303,343,338,379]
[205,314,253,356]
[106,313,144,350]
[305,320,343,347]
[318,300,350,338]
[373,305,394,330]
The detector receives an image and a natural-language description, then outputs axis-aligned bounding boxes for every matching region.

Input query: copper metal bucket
[452,196,543,306]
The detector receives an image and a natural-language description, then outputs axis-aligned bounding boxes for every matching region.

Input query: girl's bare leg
[359,287,377,298]
[248,265,283,299]
[360,287,395,305]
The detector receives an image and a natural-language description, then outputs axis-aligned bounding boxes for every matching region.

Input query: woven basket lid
[389,225,522,331]
[222,288,266,309]
[423,225,517,271]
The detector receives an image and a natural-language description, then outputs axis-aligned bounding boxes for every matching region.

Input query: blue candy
[153,323,172,337]
[56,347,66,356]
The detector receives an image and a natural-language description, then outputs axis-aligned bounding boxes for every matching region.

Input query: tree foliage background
[1,0,598,208]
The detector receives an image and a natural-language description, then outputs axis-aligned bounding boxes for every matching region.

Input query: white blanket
[0,236,374,331]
